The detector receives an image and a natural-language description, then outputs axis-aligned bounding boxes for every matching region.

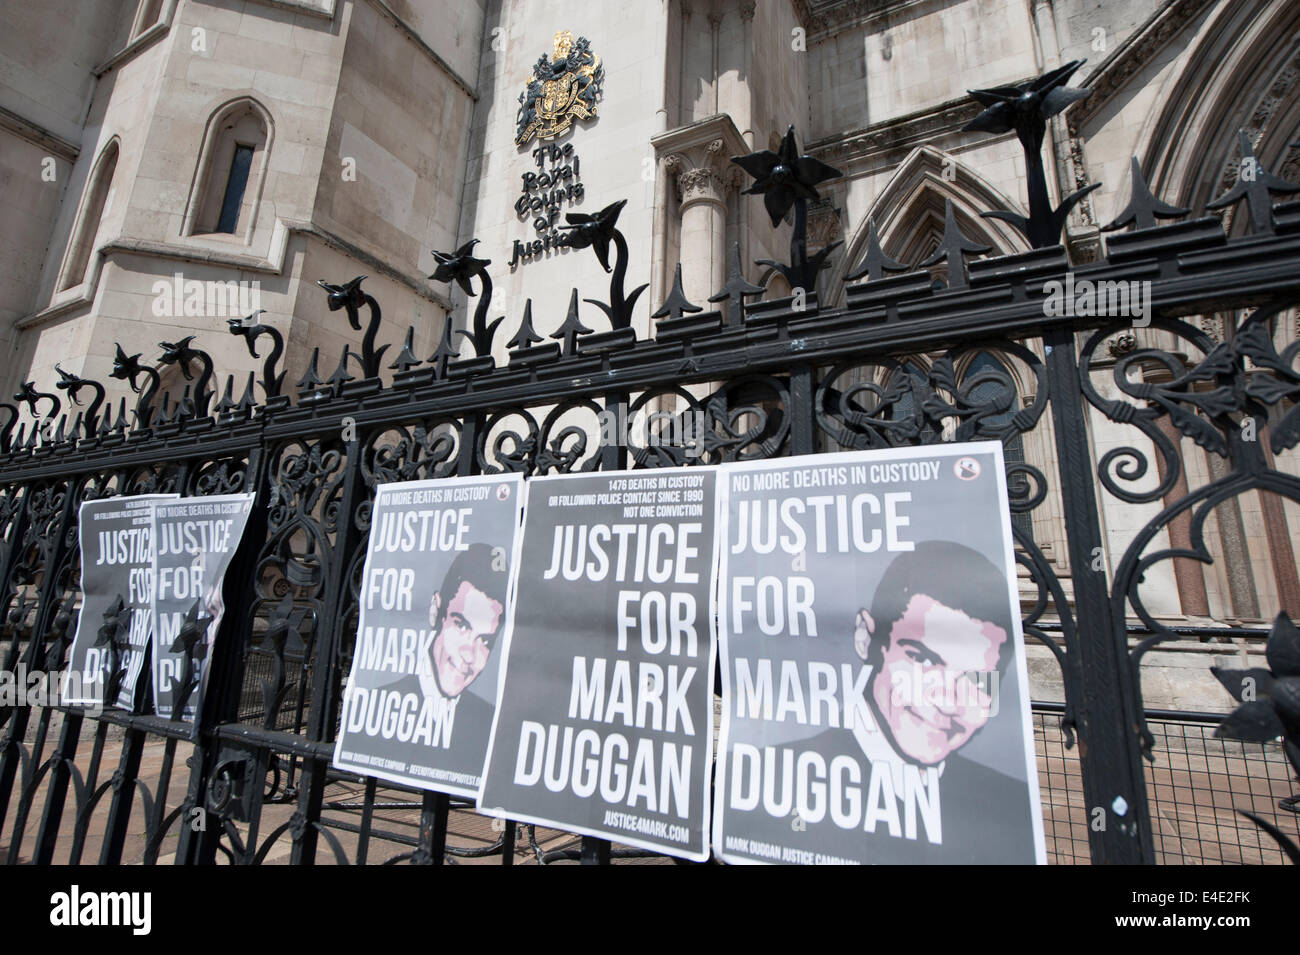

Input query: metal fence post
[1045,326,1153,863]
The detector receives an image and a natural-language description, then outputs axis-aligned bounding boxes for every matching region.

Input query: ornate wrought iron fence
[2,69,1300,864]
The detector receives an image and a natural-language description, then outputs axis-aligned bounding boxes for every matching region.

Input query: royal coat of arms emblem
[515,31,604,147]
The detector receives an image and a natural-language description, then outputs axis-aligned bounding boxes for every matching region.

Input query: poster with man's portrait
[151,493,255,727]
[62,494,178,711]
[713,444,1045,864]
[332,473,523,799]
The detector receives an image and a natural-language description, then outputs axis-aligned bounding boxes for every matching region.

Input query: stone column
[738,1,756,149]
[1028,0,1061,71]
[675,155,730,303]
[651,114,748,308]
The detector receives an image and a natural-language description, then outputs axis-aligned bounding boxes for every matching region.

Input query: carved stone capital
[806,197,842,249]
[652,115,748,167]
[652,114,749,210]
[677,166,729,206]
[739,1,756,22]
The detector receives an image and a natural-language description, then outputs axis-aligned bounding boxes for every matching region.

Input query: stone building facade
[2,0,1297,709]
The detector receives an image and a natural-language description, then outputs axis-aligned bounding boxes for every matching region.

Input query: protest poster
[477,468,719,861]
[62,494,177,710]
[150,493,255,725]
[713,443,1045,864]
[332,473,524,799]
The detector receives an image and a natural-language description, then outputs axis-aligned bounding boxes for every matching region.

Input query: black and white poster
[62,494,177,710]
[713,444,1045,864]
[150,493,255,726]
[332,474,524,799]
[478,468,719,861]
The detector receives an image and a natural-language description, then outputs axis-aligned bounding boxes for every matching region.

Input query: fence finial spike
[653,264,703,322]
[1206,129,1300,235]
[919,200,990,290]
[550,289,592,356]
[1104,156,1189,232]
[845,217,909,282]
[707,243,764,326]
[389,326,422,373]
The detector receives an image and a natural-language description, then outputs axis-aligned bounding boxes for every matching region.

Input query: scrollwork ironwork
[478,409,539,475]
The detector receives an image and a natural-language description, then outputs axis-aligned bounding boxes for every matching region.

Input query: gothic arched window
[57,140,119,292]
[185,98,271,241]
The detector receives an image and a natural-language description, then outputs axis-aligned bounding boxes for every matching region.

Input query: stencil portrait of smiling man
[424,544,508,702]
[352,544,506,777]
[713,445,1045,865]
[833,540,1040,863]
[333,474,522,800]
[853,542,1015,769]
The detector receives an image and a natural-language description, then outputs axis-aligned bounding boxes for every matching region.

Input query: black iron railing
[2,66,1299,864]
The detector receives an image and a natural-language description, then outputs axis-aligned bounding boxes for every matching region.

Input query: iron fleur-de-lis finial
[429,241,490,296]
[732,125,841,228]
[54,363,106,437]
[171,599,213,654]
[731,125,843,294]
[558,200,625,273]
[157,336,215,417]
[1210,611,1300,862]
[228,310,287,398]
[167,597,213,722]
[318,275,368,310]
[318,276,388,379]
[93,594,129,648]
[561,199,648,331]
[963,59,1099,248]
[429,240,503,358]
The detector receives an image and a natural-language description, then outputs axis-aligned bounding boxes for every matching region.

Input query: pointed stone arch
[1140,0,1300,219]
[1090,4,1300,622]
[825,146,1029,306]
